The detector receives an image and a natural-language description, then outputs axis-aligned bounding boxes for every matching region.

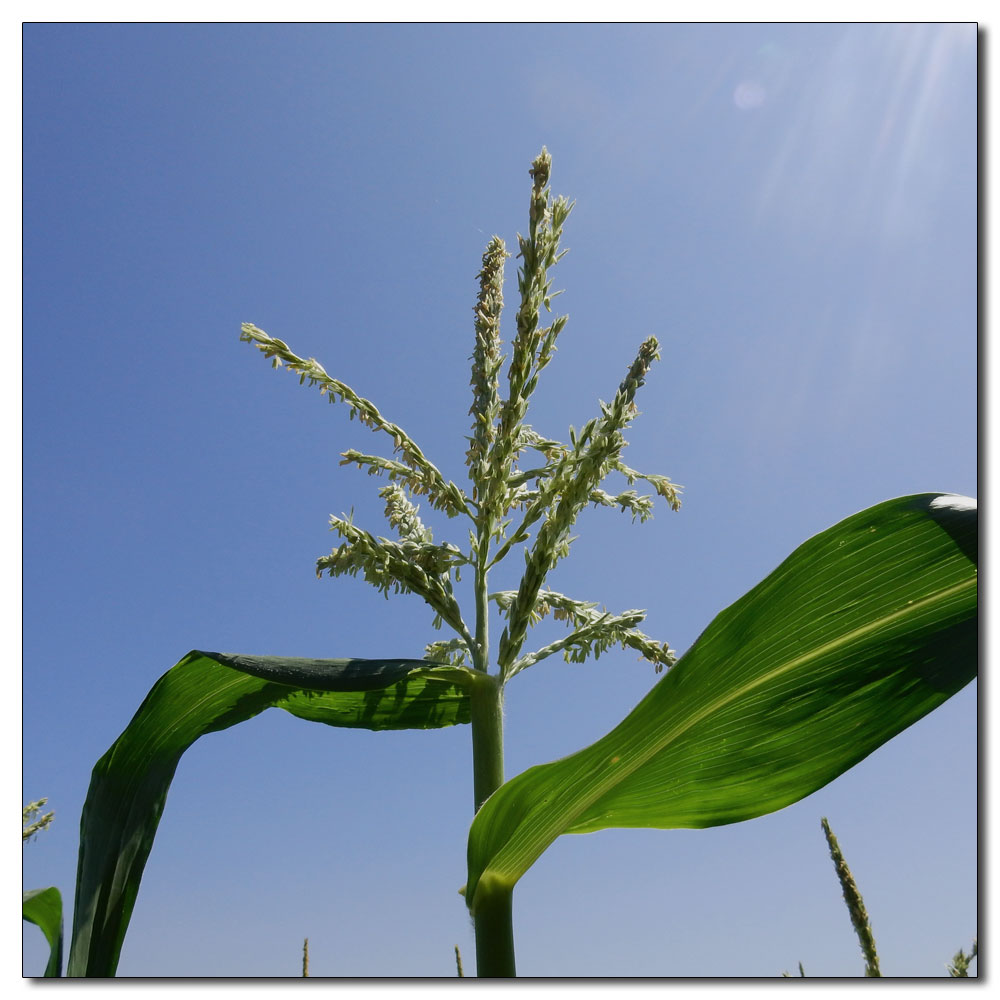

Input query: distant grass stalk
[821,818,880,977]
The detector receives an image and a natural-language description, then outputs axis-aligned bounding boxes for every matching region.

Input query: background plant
[23,802,62,979]
[782,819,978,978]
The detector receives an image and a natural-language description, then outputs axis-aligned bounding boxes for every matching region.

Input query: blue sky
[22,23,977,978]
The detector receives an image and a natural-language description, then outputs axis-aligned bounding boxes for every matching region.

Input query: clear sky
[22,22,977,979]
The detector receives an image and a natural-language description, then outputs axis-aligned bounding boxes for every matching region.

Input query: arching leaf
[24,886,64,977]
[68,651,475,977]
[466,494,977,912]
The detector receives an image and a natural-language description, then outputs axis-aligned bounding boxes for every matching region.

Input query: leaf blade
[23,886,64,977]
[68,651,475,977]
[466,494,977,909]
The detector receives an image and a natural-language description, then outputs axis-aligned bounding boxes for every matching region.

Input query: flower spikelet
[317,514,470,640]
[612,459,682,512]
[482,149,573,528]
[380,483,432,544]
[497,337,662,673]
[491,588,676,677]
[240,323,471,519]
[467,237,509,501]
[424,637,471,668]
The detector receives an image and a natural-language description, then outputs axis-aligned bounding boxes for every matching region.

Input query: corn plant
[26,149,976,978]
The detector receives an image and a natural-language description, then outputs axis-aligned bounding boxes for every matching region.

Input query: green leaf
[68,650,476,977]
[23,886,63,977]
[466,494,977,911]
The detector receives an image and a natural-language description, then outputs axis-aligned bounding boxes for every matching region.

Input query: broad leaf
[68,650,475,977]
[23,886,64,977]
[466,494,977,911]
